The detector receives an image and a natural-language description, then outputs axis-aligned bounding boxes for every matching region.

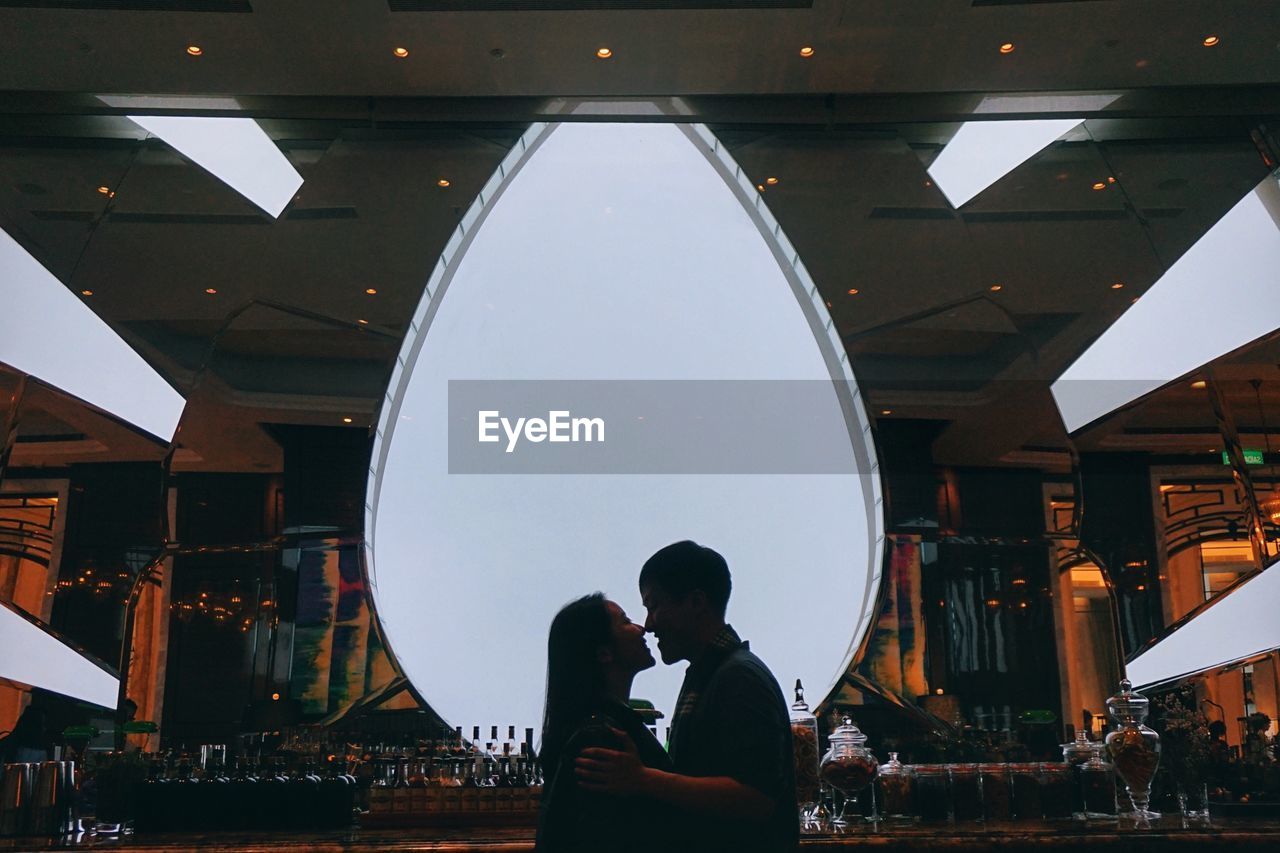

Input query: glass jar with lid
[1104,679,1161,820]
[1080,749,1117,819]
[875,752,914,820]
[789,679,821,822]
[1061,730,1093,819]
[819,716,878,825]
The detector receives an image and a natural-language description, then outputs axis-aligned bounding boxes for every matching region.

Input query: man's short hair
[639,540,732,616]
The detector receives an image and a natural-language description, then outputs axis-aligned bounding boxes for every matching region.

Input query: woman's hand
[574,727,652,795]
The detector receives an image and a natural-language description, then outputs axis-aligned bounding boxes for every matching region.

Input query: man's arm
[575,731,776,820]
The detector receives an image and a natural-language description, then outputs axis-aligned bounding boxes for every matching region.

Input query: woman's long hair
[540,592,611,783]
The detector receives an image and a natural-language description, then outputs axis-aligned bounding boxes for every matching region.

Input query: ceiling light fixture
[880,409,892,416]
[204,288,217,294]
[1203,35,1220,47]
[342,417,353,424]
[596,47,612,59]
[437,178,450,188]
[80,289,93,296]
[847,288,859,295]
[756,184,765,192]
[799,46,814,58]
[999,42,1015,55]
[1092,181,1107,190]
[1191,380,1207,389]
[366,288,378,295]
[357,319,369,325]
[990,284,1003,292]
[1107,176,1117,184]
[96,186,110,195]
[765,177,779,186]
[186,44,202,56]
[393,47,409,58]
[1110,282,1125,290]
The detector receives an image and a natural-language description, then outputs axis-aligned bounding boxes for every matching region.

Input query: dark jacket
[669,639,799,853]
[535,700,676,853]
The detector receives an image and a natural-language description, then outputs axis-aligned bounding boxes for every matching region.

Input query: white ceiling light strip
[927,118,1084,208]
[1127,562,1280,690]
[125,115,303,218]
[1051,172,1280,433]
[0,604,118,709]
[0,228,187,441]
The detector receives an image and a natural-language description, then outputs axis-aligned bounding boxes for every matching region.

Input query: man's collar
[687,624,745,675]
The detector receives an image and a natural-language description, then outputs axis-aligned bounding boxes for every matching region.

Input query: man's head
[638,540,732,664]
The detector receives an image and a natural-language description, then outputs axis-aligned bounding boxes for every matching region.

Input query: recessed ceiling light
[437,178,451,188]
[96,186,110,195]
[756,184,765,191]
[799,46,815,58]
[365,288,378,295]
[186,45,202,57]
[357,319,369,325]
[342,417,353,424]
[1092,181,1107,190]
[596,47,612,59]
[847,288,859,295]
[999,42,1015,55]
[204,287,217,294]
[1191,380,1207,389]
[1107,176,1117,184]
[765,177,779,186]
[393,47,409,58]
[80,289,93,296]
[880,409,892,416]
[989,284,1003,292]
[1110,282,1124,289]
[1203,35,1220,47]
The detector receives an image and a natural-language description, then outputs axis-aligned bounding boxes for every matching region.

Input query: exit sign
[1222,449,1265,465]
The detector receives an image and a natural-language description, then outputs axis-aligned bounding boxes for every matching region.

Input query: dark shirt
[669,626,799,853]
[536,700,676,853]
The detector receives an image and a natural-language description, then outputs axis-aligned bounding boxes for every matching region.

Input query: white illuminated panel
[1128,563,1280,690]
[0,604,118,708]
[126,115,303,218]
[1052,174,1280,433]
[368,123,883,735]
[0,228,186,441]
[927,118,1084,208]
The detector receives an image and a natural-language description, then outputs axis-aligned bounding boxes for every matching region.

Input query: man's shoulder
[706,644,786,704]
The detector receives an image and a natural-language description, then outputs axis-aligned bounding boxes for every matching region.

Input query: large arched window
[366,120,884,735]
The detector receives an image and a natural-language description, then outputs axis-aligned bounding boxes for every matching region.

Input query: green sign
[1221,449,1265,465]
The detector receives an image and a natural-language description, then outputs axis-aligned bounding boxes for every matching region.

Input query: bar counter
[4,818,1280,853]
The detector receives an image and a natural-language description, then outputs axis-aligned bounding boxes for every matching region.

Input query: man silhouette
[575,540,798,853]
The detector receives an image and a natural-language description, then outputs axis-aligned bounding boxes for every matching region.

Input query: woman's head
[540,593,654,772]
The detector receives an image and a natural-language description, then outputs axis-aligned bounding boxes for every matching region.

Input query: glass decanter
[789,680,822,825]
[819,716,878,825]
[1104,679,1161,820]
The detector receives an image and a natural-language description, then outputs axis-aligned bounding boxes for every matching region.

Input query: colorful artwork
[290,538,398,717]
[854,535,927,702]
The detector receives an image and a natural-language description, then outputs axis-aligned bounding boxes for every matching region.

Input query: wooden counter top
[3,817,1279,852]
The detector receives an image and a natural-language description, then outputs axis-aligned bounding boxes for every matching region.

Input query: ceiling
[1,0,1278,97]
[0,3,1279,476]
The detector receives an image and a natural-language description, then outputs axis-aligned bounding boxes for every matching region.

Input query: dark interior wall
[50,462,164,666]
[271,425,373,532]
[1078,452,1165,658]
